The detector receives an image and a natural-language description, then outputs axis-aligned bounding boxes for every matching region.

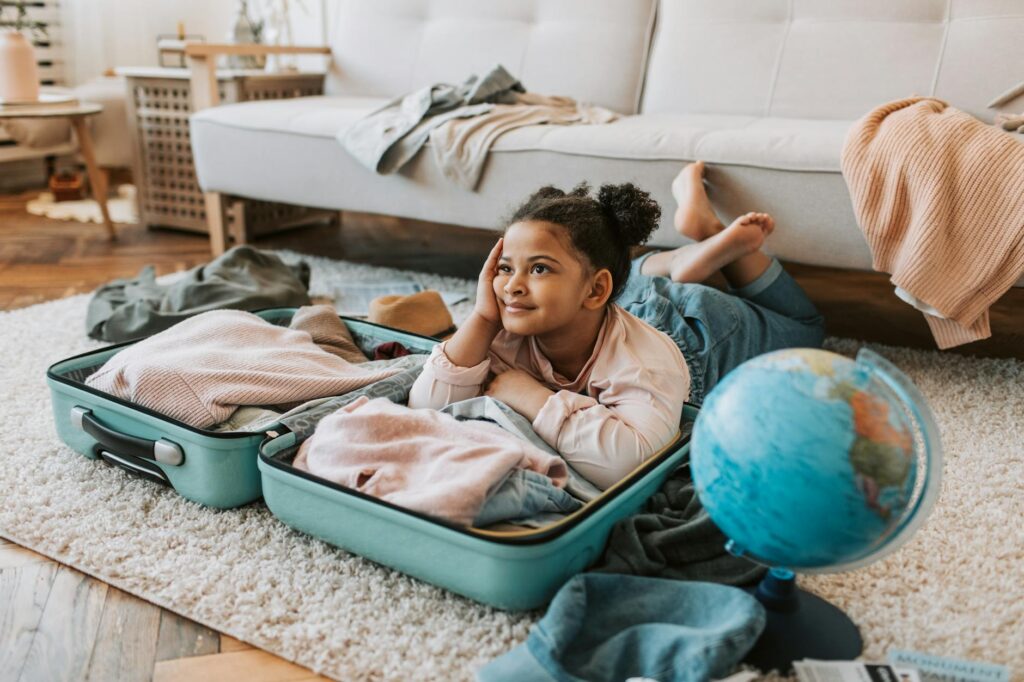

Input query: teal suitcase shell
[257,406,696,610]
[45,309,439,509]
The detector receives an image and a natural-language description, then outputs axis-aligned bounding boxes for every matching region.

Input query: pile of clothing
[84,306,585,528]
[341,64,618,191]
[293,395,585,527]
[86,305,404,429]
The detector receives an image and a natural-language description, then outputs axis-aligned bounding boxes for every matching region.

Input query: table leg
[70,116,115,240]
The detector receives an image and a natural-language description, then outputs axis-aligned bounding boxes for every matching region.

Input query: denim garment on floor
[477,574,765,682]
[616,255,825,405]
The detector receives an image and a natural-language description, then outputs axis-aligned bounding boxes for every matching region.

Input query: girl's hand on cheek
[474,238,504,326]
[485,369,554,421]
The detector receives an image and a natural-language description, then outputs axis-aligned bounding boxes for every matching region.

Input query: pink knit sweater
[86,307,400,428]
[841,97,1024,348]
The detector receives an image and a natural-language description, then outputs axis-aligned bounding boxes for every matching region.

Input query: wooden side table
[0,101,115,238]
[116,66,328,241]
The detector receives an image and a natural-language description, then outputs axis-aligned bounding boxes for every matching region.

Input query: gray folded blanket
[86,246,311,342]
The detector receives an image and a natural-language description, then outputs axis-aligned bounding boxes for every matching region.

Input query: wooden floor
[0,190,495,310]
[0,537,330,682]
[2,186,1023,681]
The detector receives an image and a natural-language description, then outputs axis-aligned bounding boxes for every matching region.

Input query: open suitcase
[47,307,695,609]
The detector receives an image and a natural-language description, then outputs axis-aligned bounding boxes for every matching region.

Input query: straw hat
[368,290,456,339]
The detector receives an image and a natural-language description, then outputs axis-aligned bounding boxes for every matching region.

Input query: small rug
[1,251,1021,681]
[26,183,138,224]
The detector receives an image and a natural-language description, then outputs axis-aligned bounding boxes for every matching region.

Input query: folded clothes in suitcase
[47,307,695,609]
[46,308,439,509]
[259,412,693,610]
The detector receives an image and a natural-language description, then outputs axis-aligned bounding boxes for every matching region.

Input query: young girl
[408,163,824,490]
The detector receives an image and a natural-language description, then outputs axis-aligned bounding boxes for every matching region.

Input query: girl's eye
[531,264,549,274]
[497,264,512,274]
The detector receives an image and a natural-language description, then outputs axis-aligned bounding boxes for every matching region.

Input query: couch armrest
[181,42,331,111]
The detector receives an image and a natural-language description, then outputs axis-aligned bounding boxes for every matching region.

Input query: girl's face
[494,220,597,336]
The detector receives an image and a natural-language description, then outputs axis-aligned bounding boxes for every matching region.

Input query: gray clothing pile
[86,246,311,342]
[342,65,524,176]
[341,65,618,190]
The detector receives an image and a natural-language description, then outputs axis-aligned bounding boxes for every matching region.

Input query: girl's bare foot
[723,211,773,249]
[668,211,773,283]
[672,161,725,241]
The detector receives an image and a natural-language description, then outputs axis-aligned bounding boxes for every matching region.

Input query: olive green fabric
[86,246,311,342]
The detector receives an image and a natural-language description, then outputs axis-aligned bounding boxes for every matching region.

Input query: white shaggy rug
[1,251,1021,681]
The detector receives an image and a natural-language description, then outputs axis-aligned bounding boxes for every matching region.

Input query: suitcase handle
[71,406,185,466]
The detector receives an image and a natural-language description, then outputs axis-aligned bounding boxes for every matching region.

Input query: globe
[689,347,943,669]
[691,347,942,571]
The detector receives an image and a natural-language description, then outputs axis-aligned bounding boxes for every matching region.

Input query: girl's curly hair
[504,182,661,300]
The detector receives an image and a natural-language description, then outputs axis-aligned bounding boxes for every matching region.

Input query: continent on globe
[829,380,912,519]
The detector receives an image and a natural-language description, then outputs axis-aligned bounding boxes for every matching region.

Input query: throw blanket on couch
[341,64,617,191]
[841,97,1024,349]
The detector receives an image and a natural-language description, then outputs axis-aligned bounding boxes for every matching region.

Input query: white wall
[61,0,331,85]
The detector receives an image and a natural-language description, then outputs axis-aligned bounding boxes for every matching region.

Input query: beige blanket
[841,97,1024,348]
[430,92,618,190]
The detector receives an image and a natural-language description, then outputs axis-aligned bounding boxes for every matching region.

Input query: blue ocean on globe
[691,348,924,569]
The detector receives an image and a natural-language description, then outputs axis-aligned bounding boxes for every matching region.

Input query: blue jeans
[616,254,825,405]
[477,574,765,682]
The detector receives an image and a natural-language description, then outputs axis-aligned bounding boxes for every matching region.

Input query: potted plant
[0,0,47,103]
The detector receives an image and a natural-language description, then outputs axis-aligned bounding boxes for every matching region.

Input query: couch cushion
[323,0,657,115]
[491,113,851,172]
[192,98,864,264]
[190,95,392,139]
[195,99,851,174]
[191,109,865,263]
[641,0,1024,121]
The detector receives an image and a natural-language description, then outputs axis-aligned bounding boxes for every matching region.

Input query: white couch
[191,0,1024,286]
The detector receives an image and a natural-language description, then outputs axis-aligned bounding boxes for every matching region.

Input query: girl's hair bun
[596,183,661,248]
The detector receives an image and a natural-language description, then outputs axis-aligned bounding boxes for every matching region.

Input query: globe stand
[743,568,863,672]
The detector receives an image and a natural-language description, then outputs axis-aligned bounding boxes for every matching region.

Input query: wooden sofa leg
[204,192,229,256]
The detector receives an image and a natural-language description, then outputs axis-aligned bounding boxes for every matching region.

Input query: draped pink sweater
[841,97,1024,348]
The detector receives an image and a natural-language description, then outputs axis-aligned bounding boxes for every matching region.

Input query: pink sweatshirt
[408,305,689,489]
[293,396,568,526]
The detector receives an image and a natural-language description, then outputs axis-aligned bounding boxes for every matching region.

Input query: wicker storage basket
[123,69,327,235]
